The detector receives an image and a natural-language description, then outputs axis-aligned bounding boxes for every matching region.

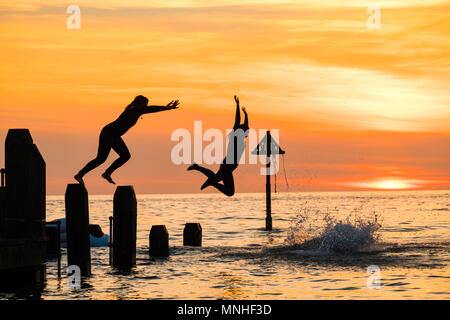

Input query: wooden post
[149,225,169,257]
[0,168,5,187]
[4,129,46,240]
[0,169,4,235]
[109,216,113,266]
[0,129,47,286]
[65,184,91,276]
[45,224,60,259]
[112,186,137,269]
[265,130,272,231]
[56,220,61,279]
[0,185,5,237]
[183,223,202,246]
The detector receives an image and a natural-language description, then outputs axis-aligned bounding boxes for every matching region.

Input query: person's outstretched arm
[233,95,241,129]
[142,100,180,114]
[242,107,249,129]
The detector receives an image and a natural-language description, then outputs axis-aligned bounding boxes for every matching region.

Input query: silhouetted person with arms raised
[188,96,249,196]
[75,95,179,185]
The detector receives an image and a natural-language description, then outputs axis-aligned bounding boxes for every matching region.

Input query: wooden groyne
[1,128,209,288]
[0,129,47,288]
[149,225,169,257]
[183,223,202,247]
[65,183,91,276]
[112,186,137,269]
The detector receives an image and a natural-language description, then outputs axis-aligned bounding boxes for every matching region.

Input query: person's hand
[234,95,239,105]
[166,100,180,109]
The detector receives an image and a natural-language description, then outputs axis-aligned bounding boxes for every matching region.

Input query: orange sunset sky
[0,0,449,195]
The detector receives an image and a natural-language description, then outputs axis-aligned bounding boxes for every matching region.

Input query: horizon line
[45,188,450,197]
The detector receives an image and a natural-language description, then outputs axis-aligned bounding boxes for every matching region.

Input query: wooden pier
[0,129,47,288]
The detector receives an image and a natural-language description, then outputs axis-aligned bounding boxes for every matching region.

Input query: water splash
[284,203,382,254]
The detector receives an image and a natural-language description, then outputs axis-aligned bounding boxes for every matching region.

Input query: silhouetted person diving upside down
[74,95,179,185]
[188,96,249,197]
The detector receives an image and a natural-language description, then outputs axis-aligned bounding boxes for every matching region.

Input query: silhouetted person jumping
[75,95,179,185]
[188,96,249,196]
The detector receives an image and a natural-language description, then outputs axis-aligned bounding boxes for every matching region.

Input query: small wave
[284,204,382,254]
[210,241,449,269]
[380,241,450,253]
[431,208,449,211]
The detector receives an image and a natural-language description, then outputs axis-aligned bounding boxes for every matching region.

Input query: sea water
[1,190,449,299]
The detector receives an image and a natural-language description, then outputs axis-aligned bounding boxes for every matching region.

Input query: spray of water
[284,203,382,254]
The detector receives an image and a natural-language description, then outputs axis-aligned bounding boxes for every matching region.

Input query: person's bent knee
[225,189,235,197]
[122,153,131,161]
[95,155,108,164]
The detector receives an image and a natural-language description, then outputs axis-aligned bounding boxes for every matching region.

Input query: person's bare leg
[187,163,198,171]
[75,132,111,185]
[102,138,131,184]
[209,169,235,197]
[101,173,116,184]
[201,168,224,190]
[187,163,216,178]
[201,176,219,190]
[187,163,222,190]
[74,173,85,186]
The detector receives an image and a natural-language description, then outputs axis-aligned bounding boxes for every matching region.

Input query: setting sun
[340,177,430,190]
[370,179,410,190]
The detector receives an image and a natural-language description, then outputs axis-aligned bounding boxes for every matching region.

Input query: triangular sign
[252,131,285,155]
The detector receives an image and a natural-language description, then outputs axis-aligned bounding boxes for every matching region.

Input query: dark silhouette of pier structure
[0,128,202,288]
[0,129,47,288]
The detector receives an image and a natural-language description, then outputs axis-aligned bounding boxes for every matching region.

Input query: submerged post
[0,168,5,230]
[0,181,4,236]
[112,186,137,269]
[265,131,272,231]
[45,224,60,258]
[109,216,113,266]
[183,223,202,246]
[149,225,169,257]
[44,221,62,278]
[0,168,5,187]
[0,168,5,233]
[65,183,91,276]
